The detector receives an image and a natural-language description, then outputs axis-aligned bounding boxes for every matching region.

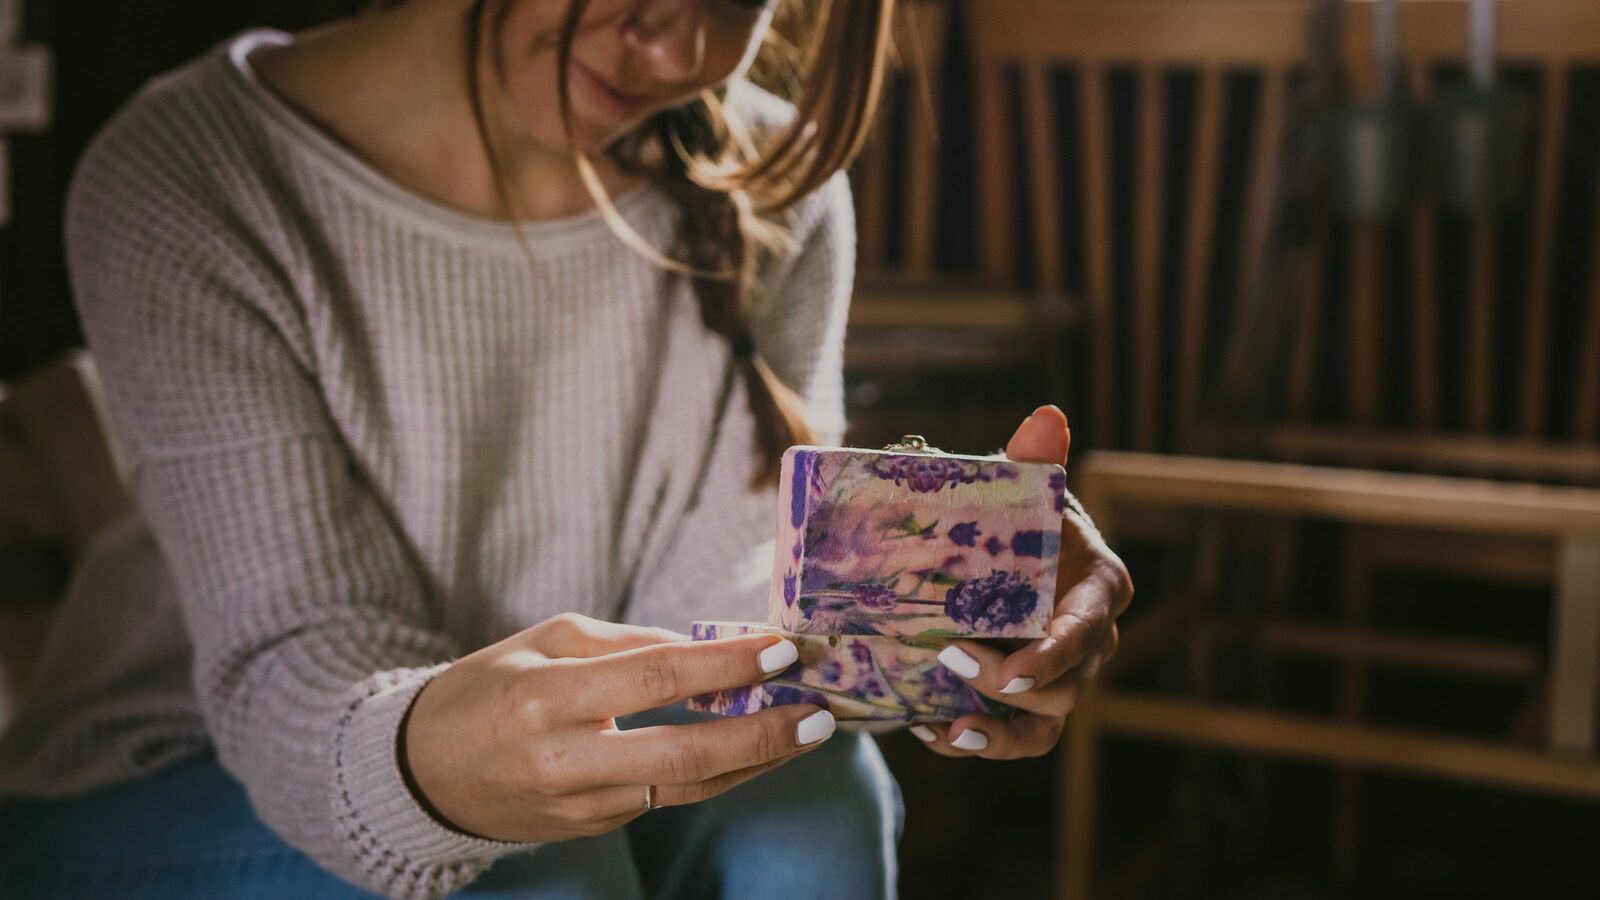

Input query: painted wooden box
[686,622,1011,723]
[770,441,1064,639]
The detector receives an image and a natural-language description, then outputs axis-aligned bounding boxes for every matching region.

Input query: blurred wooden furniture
[845,0,1080,448]
[968,0,1297,456]
[955,1,1600,897]
[1072,456,1600,895]
[0,352,128,728]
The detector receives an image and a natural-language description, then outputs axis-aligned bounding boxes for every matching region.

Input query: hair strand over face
[468,0,899,488]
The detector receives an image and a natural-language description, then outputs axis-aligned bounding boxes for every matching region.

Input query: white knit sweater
[0,28,853,898]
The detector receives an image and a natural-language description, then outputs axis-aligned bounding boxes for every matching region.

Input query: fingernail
[1000,676,1035,695]
[937,645,980,680]
[759,639,799,674]
[909,725,937,743]
[950,729,988,751]
[797,709,836,745]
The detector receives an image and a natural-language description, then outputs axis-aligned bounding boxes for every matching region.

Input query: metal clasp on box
[881,434,946,455]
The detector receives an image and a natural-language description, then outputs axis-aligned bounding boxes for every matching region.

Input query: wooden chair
[956,1,1600,896]
[0,352,129,728]
[968,0,1300,457]
[844,0,1081,449]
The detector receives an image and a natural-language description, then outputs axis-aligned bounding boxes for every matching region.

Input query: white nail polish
[950,729,988,751]
[909,725,937,743]
[937,645,980,680]
[1000,677,1035,694]
[759,639,799,674]
[797,710,836,745]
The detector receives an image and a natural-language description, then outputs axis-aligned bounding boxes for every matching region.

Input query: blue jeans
[0,710,903,899]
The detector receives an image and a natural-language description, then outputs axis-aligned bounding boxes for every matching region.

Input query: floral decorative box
[686,622,1011,723]
[771,438,1064,639]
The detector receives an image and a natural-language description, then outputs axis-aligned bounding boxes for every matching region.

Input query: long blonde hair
[459,0,897,488]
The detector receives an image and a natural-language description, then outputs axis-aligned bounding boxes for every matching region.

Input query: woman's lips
[569,60,649,121]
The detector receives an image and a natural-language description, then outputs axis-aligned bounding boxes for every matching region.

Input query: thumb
[1005,404,1071,465]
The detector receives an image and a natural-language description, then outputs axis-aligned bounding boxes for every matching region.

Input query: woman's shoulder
[68,31,286,243]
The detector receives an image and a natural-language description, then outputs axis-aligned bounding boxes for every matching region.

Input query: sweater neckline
[217,28,671,251]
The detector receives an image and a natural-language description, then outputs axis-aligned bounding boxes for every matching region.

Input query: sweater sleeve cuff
[332,664,535,887]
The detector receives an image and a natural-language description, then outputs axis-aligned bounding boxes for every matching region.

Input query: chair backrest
[854,0,955,283]
[967,0,1600,482]
[0,351,129,564]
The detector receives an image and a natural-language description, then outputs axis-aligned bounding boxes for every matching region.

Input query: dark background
[7,4,1600,898]
[0,0,351,379]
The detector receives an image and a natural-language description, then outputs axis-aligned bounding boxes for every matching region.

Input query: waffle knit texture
[0,28,853,899]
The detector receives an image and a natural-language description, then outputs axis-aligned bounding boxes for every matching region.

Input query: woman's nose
[621,0,707,84]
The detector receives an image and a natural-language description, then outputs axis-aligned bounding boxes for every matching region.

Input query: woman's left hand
[913,404,1134,759]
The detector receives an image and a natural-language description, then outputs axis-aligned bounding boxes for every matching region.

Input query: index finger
[601,704,833,786]
[549,634,799,721]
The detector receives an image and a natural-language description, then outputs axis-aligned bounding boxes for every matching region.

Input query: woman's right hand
[400,612,833,843]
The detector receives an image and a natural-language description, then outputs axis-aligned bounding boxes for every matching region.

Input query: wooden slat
[1350,226,1383,424]
[1101,691,1600,799]
[1133,69,1165,450]
[845,342,1041,371]
[902,0,946,275]
[1465,215,1497,432]
[1024,64,1075,400]
[1079,451,1600,535]
[1023,64,1065,295]
[970,1,1600,66]
[1081,66,1117,446]
[1517,67,1568,436]
[1549,537,1600,754]
[1253,423,1600,483]
[1410,62,1441,429]
[1060,687,1102,900]
[1576,184,1600,438]
[1241,68,1286,311]
[1020,63,1075,404]
[1348,11,1381,430]
[975,63,1014,284]
[1287,220,1330,419]
[970,1,1308,67]
[849,289,1078,330]
[903,93,940,275]
[1334,534,1373,882]
[1247,619,1541,681]
[1177,67,1223,449]
[856,125,892,271]
[1350,525,1558,585]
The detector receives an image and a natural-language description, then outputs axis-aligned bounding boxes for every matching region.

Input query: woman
[0,0,1132,897]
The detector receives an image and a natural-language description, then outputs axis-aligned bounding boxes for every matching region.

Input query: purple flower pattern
[866,455,983,493]
[1048,470,1068,513]
[1010,529,1061,559]
[771,446,1060,638]
[852,582,898,611]
[688,623,1011,723]
[944,571,1041,632]
[948,521,981,547]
